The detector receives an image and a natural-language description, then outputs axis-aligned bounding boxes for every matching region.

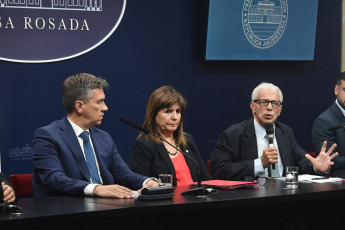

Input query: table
[1,179,344,230]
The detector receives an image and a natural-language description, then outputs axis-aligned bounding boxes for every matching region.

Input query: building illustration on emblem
[249,0,283,25]
[0,0,102,11]
[242,0,288,49]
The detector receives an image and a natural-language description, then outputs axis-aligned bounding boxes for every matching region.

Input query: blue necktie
[79,131,101,184]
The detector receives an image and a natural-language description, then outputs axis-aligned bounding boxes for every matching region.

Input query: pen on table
[311,177,329,180]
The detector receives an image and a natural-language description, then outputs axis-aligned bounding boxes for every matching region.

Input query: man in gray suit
[312,72,345,175]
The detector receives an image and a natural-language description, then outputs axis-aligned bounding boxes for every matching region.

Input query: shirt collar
[253,118,274,139]
[67,117,89,137]
[335,99,345,117]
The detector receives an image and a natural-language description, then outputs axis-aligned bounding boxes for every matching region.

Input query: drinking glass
[158,174,172,186]
[285,166,299,189]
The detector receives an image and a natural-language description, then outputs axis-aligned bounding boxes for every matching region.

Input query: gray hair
[62,73,109,114]
[251,82,283,102]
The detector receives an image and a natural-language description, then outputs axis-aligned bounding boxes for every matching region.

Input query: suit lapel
[275,125,292,173]
[58,117,91,182]
[331,102,345,124]
[157,143,176,178]
[244,118,260,160]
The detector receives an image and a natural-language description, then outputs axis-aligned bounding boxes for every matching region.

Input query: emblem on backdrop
[242,0,288,49]
[0,0,126,63]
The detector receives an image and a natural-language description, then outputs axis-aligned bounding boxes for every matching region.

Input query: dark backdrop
[0,0,341,177]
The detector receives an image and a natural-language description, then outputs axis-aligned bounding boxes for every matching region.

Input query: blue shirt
[253,119,283,177]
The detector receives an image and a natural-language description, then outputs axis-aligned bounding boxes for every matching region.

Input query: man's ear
[335,85,339,96]
[250,101,255,113]
[75,100,83,114]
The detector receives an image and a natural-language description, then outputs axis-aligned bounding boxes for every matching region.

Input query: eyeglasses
[253,99,282,109]
[244,176,267,185]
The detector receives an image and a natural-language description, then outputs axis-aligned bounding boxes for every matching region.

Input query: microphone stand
[120,117,214,196]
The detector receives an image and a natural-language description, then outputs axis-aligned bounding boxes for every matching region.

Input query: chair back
[9,174,33,197]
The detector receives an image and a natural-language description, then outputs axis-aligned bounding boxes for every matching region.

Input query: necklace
[161,139,179,155]
[166,146,179,155]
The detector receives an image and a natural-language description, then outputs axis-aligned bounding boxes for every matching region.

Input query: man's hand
[305,141,338,173]
[261,147,279,168]
[93,184,135,199]
[2,182,16,203]
[137,179,160,194]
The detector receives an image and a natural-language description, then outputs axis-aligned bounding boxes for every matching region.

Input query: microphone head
[265,123,274,135]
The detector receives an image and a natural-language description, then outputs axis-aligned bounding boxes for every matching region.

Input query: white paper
[298,174,342,183]
[274,174,343,183]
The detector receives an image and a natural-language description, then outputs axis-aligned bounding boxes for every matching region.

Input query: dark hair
[337,72,345,86]
[140,86,187,146]
[62,73,109,114]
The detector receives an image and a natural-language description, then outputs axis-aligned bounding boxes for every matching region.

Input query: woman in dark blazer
[128,86,211,186]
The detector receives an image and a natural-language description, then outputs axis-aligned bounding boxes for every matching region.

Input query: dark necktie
[79,131,101,184]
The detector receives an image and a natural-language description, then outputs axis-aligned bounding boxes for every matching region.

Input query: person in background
[32,73,159,198]
[128,86,211,186]
[312,72,345,176]
[0,173,16,203]
[210,82,337,181]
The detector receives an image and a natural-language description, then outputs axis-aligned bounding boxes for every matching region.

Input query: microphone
[265,123,276,170]
[120,117,215,196]
[327,125,344,131]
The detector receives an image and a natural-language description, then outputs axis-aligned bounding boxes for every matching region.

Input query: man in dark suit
[210,82,337,180]
[312,72,345,175]
[0,173,16,202]
[32,73,159,198]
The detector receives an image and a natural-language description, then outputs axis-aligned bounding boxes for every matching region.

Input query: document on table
[276,174,343,183]
[298,174,343,183]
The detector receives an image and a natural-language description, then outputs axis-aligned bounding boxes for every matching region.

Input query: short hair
[62,73,109,114]
[251,82,283,103]
[141,86,187,146]
[337,72,345,86]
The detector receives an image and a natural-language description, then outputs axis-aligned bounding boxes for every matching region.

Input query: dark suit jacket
[128,133,211,186]
[32,116,148,197]
[0,173,10,186]
[312,102,345,171]
[210,118,314,180]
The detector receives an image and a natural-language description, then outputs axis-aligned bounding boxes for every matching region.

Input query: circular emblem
[0,0,126,63]
[242,0,288,49]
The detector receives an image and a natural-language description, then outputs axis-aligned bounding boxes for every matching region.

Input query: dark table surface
[1,178,345,229]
